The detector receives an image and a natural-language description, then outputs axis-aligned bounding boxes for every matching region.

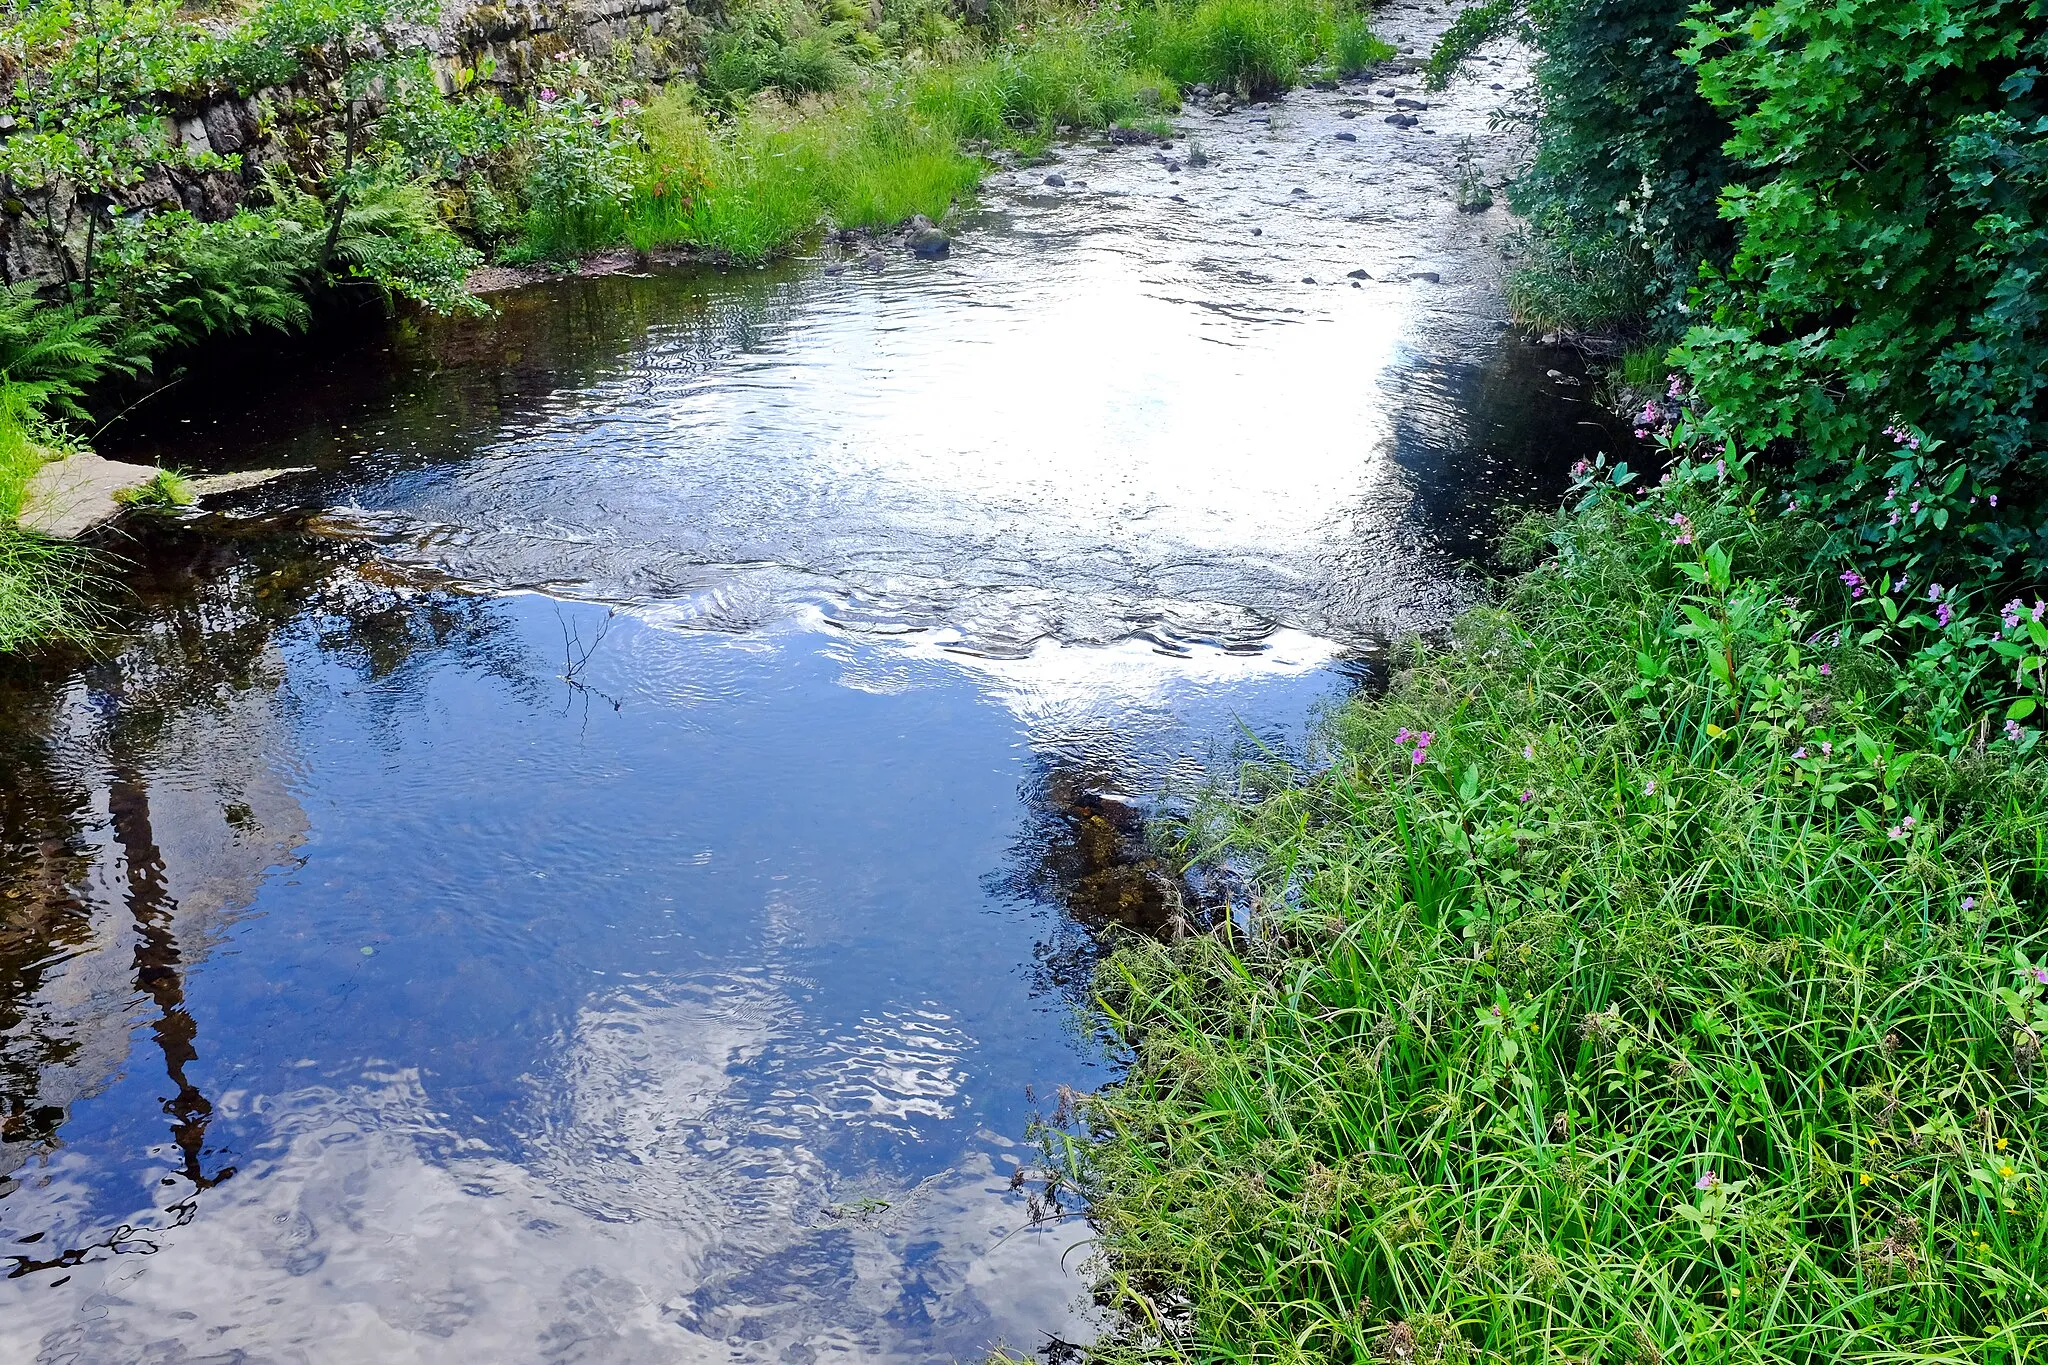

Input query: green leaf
[2010,698,2038,721]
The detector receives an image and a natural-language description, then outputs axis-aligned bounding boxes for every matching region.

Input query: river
[0,17,1622,1361]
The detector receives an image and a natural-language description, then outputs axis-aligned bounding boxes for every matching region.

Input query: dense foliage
[1677,0,2048,594]
[1067,469,2048,1363]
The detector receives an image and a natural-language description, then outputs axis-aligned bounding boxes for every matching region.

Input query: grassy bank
[1067,467,2048,1361]
[519,0,1392,265]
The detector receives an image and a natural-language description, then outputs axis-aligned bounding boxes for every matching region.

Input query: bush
[1073,474,2048,1362]
[1429,0,1738,333]
[1675,0,2048,592]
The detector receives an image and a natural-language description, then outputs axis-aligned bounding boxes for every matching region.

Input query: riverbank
[1062,462,2048,1359]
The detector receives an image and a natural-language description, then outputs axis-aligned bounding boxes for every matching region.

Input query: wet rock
[1250,227,1262,235]
[1409,270,1441,283]
[1394,98,1428,110]
[1490,82,1505,90]
[1301,275,1315,284]
[1385,113,1419,128]
[907,213,936,234]
[907,227,951,259]
[1335,131,1356,141]
[1043,173,1066,187]
[1339,108,1358,118]
[1171,194,1187,202]
[1108,125,1165,145]
[1291,187,1308,196]
[823,261,846,276]
[1162,158,1181,171]
[1376,87,1397,97]
[1186,145,1209,167]
[861,251,886,271]
[1346,268,1370,279]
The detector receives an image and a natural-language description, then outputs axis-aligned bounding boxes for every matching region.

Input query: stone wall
[0,0,697,288]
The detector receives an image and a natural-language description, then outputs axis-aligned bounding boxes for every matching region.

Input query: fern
[0,284,129,421]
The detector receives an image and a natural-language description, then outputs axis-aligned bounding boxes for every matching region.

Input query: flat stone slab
[19,452,160,538]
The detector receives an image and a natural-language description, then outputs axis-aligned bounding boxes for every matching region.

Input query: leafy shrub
[1429,0,1738,332]
[1675,0,2048,591]
[516,88,638,259]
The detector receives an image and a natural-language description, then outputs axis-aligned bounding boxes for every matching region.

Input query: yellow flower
[1998,1138,2011,1151]
[2002,1165,2018,1179]
[1859,1172,1874,1186]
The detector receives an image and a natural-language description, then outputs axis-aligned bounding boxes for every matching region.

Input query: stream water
[0,25,1623,1363]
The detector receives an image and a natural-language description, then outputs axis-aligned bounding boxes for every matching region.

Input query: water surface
[0,60,1622,1363]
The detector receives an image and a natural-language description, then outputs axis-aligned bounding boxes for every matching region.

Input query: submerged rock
[1335,131,1356,141]
[907,228,951,260]
[1385,113,1419,128]
[1043,173,1066,187]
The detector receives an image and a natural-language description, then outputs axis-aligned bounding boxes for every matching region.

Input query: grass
[1065,475,2048,1362]
[114,467,196,509]
[626,91,985,259]
[1128,0,1386,97]
[534,0,1392,263]
[0,382,99,652]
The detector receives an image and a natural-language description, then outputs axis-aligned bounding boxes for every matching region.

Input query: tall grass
[625,92,982,259]
[0,383,99,652]
[1069,478,2048,1361]
[1127,0,1390,97]
[912,17,1175,137]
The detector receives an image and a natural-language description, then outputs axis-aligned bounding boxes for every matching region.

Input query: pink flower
[540,87,559,102]
[1819,663,1831,675]
[1520,788,1534,804]
[1792,746,1807,759]
[1821,741,1832,755]
[1937,603,1952,627]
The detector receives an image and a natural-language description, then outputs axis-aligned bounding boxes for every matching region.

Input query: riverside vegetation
[0,0,1395,645]
[1051,0,2048,1359]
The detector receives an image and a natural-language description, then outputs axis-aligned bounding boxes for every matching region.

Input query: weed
[114,467,194,509]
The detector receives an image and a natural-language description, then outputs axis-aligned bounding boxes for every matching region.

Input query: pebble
[1044,173,1066,187]
[1335,131,1356,142]
[1251,227,1262,235]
